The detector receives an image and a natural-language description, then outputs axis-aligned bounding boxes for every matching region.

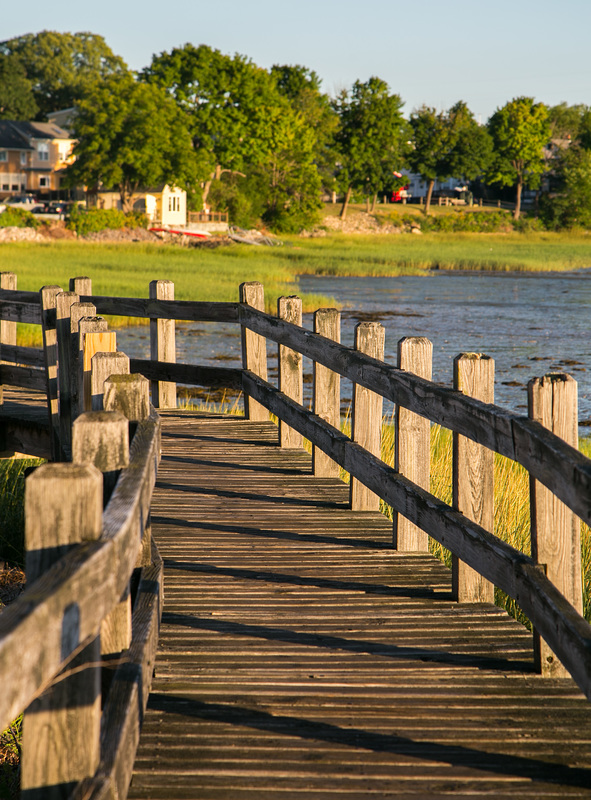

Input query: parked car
[5,194,39,210]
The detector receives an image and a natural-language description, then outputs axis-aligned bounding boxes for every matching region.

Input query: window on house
[2,184,8,191]
[11,184,18,191]
[20,152,27,165]
[38,142,49,161]
[39,177,49,188]
[0,151,7,162]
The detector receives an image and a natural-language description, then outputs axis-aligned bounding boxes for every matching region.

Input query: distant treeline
[1,31,590,231]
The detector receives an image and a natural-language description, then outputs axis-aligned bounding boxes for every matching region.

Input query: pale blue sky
[2,0,589,121]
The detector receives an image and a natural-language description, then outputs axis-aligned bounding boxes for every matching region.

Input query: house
[0,120,76,201]
[92,185,187,227]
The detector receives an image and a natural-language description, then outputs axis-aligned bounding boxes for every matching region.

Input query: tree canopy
[65,74,197,213]
[0,54,38,119]
[0,31,128,119]
[333,77,408,218]
[487,97,550,219]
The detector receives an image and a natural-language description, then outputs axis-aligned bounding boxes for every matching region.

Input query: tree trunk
[366,196,370,213]
[370,193,377,213]
[340,186,352,220]
[119,183,134,215]
[513,178,523,220]
[201,168,217,209]
[424,180,435,215]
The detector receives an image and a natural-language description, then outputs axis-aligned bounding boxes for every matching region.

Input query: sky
[2,0,590,121]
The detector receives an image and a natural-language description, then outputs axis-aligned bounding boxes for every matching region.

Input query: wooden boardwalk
[129,411,591,799]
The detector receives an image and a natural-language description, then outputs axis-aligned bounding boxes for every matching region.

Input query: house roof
[0,120,73,150]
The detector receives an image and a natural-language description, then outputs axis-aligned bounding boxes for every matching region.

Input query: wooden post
[149,279,176,409]
[69,276,92,298]
[70,302,96,422]
[277,296,303,449]
[529,373,582,677]
[394,337,433,550]
[452,354,495,603]
[104,373,153,567]
[239,281,268,421]
[313,308,341,477]
[351,322,385,511]
[79,319,112,414]
[0,272,17,409]
[21,463,103,798]
[40,285,62,461]
[56,291,79,458]
[72,411,131,657]
[90,351,129,411]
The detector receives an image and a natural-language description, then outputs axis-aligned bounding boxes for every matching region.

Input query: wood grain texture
[452,354,495,604]
[240,282,268,422]
[529,373,582,677]
[127,412,591,799]
[313,309,340,478]
[278,296,303,449]
[150,281,176,409]
[394,337,432,551]
[40,285,62,460]
[0,272,17,408]
[91,351,129,411]
[351,322,384,511]
[79,319,111,415]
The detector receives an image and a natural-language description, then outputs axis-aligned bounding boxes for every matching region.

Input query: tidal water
[117,270,591,425]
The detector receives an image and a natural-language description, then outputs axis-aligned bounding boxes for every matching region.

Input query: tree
[334,77,408,219]
[407,102,492,215]
[143,45,323,230]
[271,64,339,194]
[487,97,550,219]
[540,145,591,229]
[0,31,127,118]
[0,54,38,119]
[65,74,197,213]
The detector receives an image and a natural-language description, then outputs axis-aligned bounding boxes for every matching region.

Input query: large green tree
[143,45,322,230]
[487,97,550,219]
[0,31,127,118]
[334,77,408,219]
[407,102,492,214]
[0,53,38,119]
[65,74,197,213]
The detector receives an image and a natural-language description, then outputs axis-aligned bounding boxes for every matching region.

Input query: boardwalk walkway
[128,411,591,799]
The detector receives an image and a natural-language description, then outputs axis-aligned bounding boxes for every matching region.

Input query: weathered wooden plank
[240,282,268,422]
[150,280,176,409]
[0,412,160,735]
[0,343,44,368]
[239,305,591,526]
[0,363,45,390]
[278,296,303,449]
[40,285,62,460]
[86,295,240,322]
[313,308,340,478]
[452,353,495,603]
[91,351,129,411]
[240,371,591,699]
[394,336,432,551]
[129,359,243,389]
[351,321,384,511]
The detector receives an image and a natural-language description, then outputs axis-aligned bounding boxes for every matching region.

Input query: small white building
[93,184,187,226]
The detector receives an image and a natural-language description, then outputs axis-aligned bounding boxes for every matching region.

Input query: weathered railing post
[72,411,131,658]
[529,373,582,677]
[0,272,17,409]
[56,290,79,458]
[239,281,268,421]
[394,336,433,550]
[313,308,341,477]
[21,463,103,798]
[40,285,62,460]
[150,279,176,409]
[70,302,96,421]
[91,351,130,411]
[278,296,303,449]
[104,373,153,567]
[69,276,92,298]
[452,353,495,603]
[351,321,385,511]
[79,318,112,414]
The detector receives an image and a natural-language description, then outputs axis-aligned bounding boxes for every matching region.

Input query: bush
[420,210,515,233]
[66,205,148,236]
[0,207,40,229]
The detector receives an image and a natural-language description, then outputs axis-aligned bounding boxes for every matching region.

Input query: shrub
[66,205,148,236]
[0,207,40,229]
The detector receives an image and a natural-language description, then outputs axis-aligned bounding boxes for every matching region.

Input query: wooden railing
[2,271,591,794]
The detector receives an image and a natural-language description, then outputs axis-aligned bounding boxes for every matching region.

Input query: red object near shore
[149,227,211,239]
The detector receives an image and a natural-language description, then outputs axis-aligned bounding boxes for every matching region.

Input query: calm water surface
[117,270,591,424]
